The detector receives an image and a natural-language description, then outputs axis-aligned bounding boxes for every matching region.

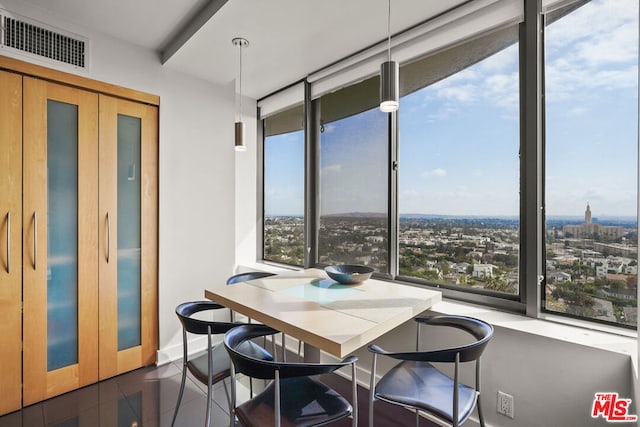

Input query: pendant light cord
[238,42,243,121]
[387,0,391,62]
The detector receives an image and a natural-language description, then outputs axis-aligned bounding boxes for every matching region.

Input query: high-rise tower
[585,203,592,224]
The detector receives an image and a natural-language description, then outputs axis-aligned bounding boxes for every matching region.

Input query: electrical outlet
[497,390,515,419]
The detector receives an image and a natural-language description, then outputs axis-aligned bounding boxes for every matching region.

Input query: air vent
[0,9,89,72]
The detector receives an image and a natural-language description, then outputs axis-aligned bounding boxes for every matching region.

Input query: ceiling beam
[160,0,229,64]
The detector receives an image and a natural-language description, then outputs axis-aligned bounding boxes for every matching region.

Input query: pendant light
[233,37,249,151]
[380,0,398,113]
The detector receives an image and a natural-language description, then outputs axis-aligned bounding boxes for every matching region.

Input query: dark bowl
[324,264,374,284]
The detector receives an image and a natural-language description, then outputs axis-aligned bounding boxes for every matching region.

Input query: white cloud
[435,84,476,103]
[544,0,637,105]
[321,123,336,134]
[422,168,447,178]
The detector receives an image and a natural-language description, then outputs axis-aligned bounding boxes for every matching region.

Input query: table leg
[303,342,320,363]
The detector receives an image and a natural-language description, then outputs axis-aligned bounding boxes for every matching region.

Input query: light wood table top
[205,268,442,358]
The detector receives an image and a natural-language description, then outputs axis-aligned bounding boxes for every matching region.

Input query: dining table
[205,268,442,361]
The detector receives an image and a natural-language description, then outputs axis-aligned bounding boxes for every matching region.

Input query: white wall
[0,0,240,359]
[234,98,259,268]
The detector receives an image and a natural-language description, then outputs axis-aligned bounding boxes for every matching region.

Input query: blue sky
[265,0,638,219]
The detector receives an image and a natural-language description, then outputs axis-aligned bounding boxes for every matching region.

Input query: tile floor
[0,359,435,427]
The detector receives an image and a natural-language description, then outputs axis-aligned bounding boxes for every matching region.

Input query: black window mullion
[522,0,544,317]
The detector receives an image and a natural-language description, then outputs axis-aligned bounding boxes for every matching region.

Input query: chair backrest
[175,301,238,336]
[226,271,275,285]
[415,315,493,363]
[224,324,356,380]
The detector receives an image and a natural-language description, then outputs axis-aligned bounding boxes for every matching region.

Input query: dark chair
[224,324,358,427]
[368,315,494,427]
[227,271,302,361]
[226,271,276,286]
[226,271,276,324]
[171,301,273,427]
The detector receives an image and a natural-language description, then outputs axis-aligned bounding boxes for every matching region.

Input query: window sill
[242,262,637,364]
[428,300,636,360]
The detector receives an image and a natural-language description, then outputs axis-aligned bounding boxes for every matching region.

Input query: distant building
[453,262,471,274]
[549,271,571,283]
[472,264,494,279]
[562,203,624,240]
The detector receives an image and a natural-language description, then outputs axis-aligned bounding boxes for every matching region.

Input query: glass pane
[47,100,79,371]
[264,129,305,265]
[398,37,520,295]
[544,0,638,326]
[318,107,389,272]
[117,114,142,350]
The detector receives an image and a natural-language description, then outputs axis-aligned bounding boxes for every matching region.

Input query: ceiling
[18,0,470,99]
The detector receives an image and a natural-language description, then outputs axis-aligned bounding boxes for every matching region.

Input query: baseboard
[157,335,216,366]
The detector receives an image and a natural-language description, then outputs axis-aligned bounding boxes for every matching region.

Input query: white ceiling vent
[0,9,89,72]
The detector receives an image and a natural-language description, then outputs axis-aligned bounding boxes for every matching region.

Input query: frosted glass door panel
[46,100,79,371]
[117,114,141,351]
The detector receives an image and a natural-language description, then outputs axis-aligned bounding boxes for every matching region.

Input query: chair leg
[171,367,188,427]
[272,335,278,361]
[477,394,486,427]
[222,378,232,413]
[206,380,213,427]
[281,332,286,362]
[229,368,237,427]
[369,354,377,427]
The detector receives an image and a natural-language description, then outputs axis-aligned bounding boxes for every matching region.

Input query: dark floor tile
[114,364,182,387]
[42,383,101,425]
[47,405,99,427]
[0,404,44,427]
[150,395,228,427]
[116,368,205,423]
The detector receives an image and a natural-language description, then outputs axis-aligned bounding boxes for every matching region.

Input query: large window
[544,0,638,326]
[317,77,390,272]
[263,105,305,266]
[259,0,639,329]
[398,28,521,295]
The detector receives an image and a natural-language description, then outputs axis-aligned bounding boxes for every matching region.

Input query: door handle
[106,211,111,263]
[33,211,37,270]
[5,212,9,274]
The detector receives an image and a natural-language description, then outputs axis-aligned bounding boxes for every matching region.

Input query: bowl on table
[324,264,374,284]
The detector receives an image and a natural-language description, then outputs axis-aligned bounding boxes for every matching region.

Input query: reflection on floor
[0,359,436,426]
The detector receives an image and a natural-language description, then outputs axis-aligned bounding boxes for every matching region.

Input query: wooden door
[22,77,99,405]
[99,95,158,379]
[0,70,23,415]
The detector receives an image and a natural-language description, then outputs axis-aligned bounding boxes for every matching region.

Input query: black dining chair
[226,271,276,324]
[368,315,494,427]
[171,301,273,427]
[227,271,303,361]
[224,324,358,427]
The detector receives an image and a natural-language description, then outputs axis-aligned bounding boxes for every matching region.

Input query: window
[317,77,390,272]
[263,105,305,266]
[398,28,521,296]
[544,0,638,327]
[258,0,639,329]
